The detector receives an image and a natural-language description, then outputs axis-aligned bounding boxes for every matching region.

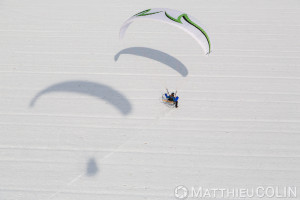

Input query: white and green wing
[119,8,211,55]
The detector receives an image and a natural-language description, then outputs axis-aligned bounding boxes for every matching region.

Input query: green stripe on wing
[165,12,211,53]
[134,9,162,17]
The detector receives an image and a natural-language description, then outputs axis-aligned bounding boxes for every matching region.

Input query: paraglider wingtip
[114,54,120,61]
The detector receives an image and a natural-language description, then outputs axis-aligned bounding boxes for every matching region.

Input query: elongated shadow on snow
[115,47,188,77]
[29,80,132,115]
[86,158,98,176]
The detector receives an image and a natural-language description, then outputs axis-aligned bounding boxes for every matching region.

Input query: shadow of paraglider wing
[29,80,132,115]
[115,47,188,77]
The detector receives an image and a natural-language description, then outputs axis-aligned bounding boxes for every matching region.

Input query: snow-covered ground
[1,0,300,199]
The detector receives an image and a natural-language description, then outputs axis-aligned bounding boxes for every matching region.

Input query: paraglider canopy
[120,8,211,55]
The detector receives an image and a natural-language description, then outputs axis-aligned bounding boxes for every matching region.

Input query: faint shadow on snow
[115,47,188,77]
[86,158,98,176]
[29,80,132,115]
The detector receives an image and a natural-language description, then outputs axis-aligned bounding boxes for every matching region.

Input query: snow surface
[0,0,300,199]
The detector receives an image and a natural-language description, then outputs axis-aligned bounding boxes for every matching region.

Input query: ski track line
[1,127,300,134]
[0,187,167,198]
[0,112,156,120]
[216,49,300,53]
[11,51,300,59]
[2,71,300,80]
[2,96,300,104]
[1,33,300,37]
[2,123,299,135]
[0,146,299,159]
[1,158,300,167]
[2,63,300,67]
[1,121,300,129]
[1,112,299,121]
[1,114,300,123]
[2,121,299,135]
[1,87,300,96]
[2,31,299,37]
[116,31,300,36]
[1,162,300,177]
